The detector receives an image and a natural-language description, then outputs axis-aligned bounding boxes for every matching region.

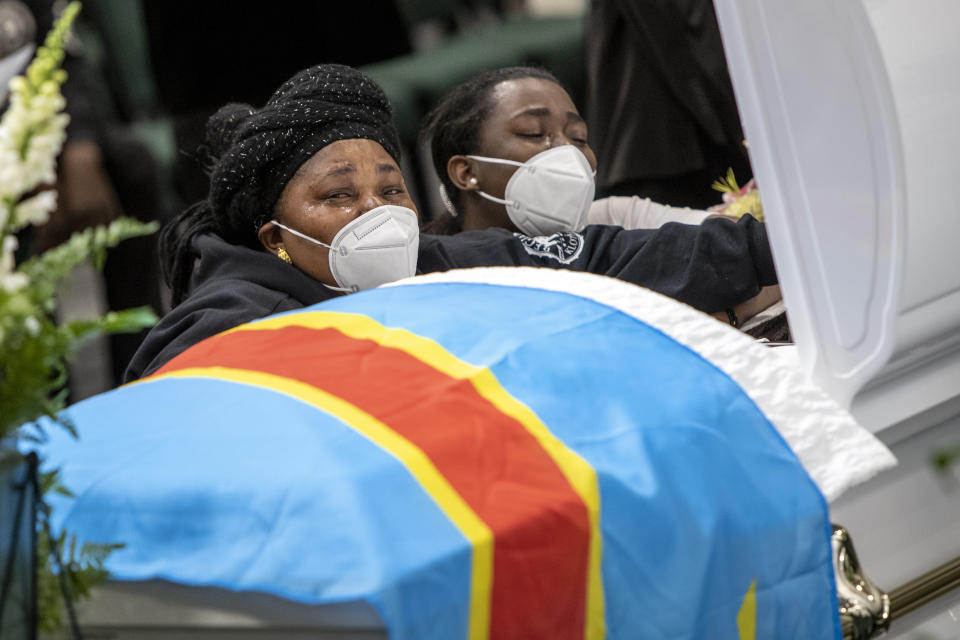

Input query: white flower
[23,315,41,336]
[0,235,25,292]
[0,65,70,206]
[2,233,18,258]
[13,190,56,229]
[0,153,31,199]
[0,271,28,292]
[0,234,27,293]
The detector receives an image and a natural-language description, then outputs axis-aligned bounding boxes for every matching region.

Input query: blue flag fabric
[33,269,844,639]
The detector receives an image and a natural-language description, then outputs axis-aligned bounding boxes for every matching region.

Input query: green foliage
[931,444,960,481]
[36,526,125,632]
[0,4,158,631]
[0,217,157,631]
[21,218,160,299]
[0,218,159,438]
[33,469,121,632]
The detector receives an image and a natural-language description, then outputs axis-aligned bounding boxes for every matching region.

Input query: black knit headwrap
[161,63,403,305]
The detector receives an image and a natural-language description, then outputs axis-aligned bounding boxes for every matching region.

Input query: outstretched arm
[419,215,776,314]
[579,214,776,312]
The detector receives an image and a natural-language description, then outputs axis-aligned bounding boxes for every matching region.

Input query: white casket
[714,0,960,636]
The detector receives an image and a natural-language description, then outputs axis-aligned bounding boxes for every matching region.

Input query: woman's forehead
[488,77,578,119]
[299,139,399,177]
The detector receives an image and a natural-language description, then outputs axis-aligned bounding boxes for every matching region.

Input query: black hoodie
[124,235,337,382]
[125,215,775,381]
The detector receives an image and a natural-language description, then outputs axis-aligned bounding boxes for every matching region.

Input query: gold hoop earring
[277,247,293,264]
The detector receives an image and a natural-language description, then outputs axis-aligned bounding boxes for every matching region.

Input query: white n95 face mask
[272,204,419,293]
[468,145,596,236]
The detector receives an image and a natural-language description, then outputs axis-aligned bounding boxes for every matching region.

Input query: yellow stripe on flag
[148,366,494,640]
[738,579,757,640]
[231,311,607,640]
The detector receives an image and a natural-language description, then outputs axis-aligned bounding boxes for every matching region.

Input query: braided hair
[161,63,403,306]
[420,66,560,235]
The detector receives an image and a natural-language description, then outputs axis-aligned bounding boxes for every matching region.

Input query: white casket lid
[713,0,960,434]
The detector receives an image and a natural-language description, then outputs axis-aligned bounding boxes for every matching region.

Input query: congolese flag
[35,268,894,640]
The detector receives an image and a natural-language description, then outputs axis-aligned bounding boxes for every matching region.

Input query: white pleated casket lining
[386,267,896,502]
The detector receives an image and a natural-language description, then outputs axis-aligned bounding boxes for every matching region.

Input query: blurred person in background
[585,0,752,209]
[141,0,412,208]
